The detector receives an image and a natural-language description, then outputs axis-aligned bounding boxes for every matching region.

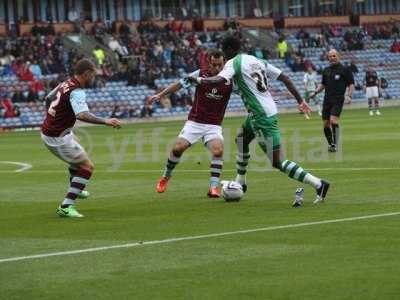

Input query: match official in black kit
[310,49,354,152]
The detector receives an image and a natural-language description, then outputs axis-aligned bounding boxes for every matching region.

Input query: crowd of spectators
[88,18,262,93]
[2,16,400,122]
[283,22,400,72]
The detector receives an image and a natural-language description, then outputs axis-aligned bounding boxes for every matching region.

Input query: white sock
[304,173,322,189]
[235,174,246,185]
[62,198,75,206]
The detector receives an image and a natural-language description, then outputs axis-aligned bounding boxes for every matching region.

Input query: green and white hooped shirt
[218,54,282,118]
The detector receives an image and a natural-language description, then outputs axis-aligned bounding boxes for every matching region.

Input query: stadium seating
[2,36,400,129]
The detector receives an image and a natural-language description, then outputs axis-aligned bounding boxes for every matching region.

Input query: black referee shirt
[321,63,354,101]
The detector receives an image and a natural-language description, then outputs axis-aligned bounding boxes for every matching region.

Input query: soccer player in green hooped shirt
[188,35,330,206]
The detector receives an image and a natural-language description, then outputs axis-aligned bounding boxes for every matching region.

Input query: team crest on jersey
[205,88,223,100]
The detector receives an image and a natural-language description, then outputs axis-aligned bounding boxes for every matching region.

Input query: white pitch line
[0,211,399,264]
[0,161,32,172]
[0,167,399,174]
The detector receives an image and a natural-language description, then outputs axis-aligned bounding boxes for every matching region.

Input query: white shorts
[178,120,223,145]
[41,132,86,164]
[366,86,379,98]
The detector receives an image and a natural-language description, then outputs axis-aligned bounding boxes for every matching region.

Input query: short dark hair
[221,35,241,54]
[207,48,224,59]
[75,59,96,75]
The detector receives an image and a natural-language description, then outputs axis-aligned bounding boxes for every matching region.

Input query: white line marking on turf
[0,167,399,174]
[0,161,32,172]
[0,211,399,264]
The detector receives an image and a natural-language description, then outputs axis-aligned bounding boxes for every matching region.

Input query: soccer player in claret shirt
[41,59,122,218]
[365,67,381,116]
[148,49,232,198]
[188,36,330,206]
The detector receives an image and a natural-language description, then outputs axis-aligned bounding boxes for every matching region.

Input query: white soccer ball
[221,180,244,202]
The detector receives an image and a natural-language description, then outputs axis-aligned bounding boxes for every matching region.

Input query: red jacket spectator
[2,98,17,118]
[29,80,45,93]
[390,40,400,53]
[19,65,35,81]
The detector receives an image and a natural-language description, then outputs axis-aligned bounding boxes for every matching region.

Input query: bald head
[327,49,340,65]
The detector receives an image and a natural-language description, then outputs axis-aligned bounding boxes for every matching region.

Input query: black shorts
[322,98,345,120]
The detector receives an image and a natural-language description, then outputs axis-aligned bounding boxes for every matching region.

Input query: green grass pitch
[1,107,400,299]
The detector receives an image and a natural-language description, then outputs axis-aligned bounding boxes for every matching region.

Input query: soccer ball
[221,180,244,202]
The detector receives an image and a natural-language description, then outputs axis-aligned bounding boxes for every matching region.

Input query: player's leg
[157,121,202,193]
[256,116,330,205]
[156,137,190,193]
[70,135,90,199]
[234,116,255,192]
[43,136,93,217]
[68,165,90,199]
[373,96,381,115]
[368,97,374,116]
[205,138,224,198]
[329,99,344,151]
[57,156,94,217]
[367,87,374,115]
[271,149,330,206]
[322,101,335,150]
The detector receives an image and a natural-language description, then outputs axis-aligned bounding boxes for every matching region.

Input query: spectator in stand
[297,28,311,48]
[390,39,400,53]
[277,36,288,59]
[26,84,40,104]
[291,54,306,72]
[119,21,131,36]
[348,60,359,75]
[223,17,239,31]
[18,62,35,81]
[127,65,141,86]
[29,60,43,78]
[0,50,15,67]
[392,22,400,38]
[92,19,107,43]
[141,99,153,118]
[93,46,106,65]
[108,36,129,57]
[145,65,160,89]
[29,80,45,98]
[1,97,20,118]
[11,87,25,103]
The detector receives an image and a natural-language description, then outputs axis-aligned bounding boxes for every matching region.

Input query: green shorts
[242,114,281,153]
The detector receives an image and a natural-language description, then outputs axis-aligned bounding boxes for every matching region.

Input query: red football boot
[156,176,170,193]
[207,187,221,198]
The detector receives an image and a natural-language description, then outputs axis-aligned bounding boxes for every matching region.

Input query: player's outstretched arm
[76,111,122,128]
[278,73,311,116]
[148,81,182,105]
[278,73,304,104]
[187,75,226,85]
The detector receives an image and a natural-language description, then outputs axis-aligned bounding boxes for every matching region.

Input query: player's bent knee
[82,161,94,172]
[212,148,224,158]
[172,147,184,158]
